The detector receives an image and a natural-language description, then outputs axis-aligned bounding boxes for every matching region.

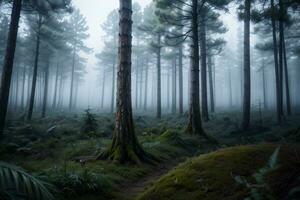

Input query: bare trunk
[69,48,76,110]
[101,70,106,109]
[242,0,251,130]
[111,59,116,113]
[0,0,22,137]
[283,33,291,115]
[271,0,282,124]
[156,34,162,119]
[200,13,209,121]
[178,45,183,115]
[42,59,50,118]
[144,57,149,111]
[27,15,42,121]
[208,54,214,113]
[187,0,204,135]
[21,65,26,109]
[172,56,177,114]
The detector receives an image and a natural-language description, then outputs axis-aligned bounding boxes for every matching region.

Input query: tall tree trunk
[208,54,215,113]
[172,56,177,114]
[200,12,209,121]
[271,0,282,124]
[21,65,26,109]
[27,15,42,121]
[101,70,106,109]
[283,33,291,115]
[139,63,143,109]
[14,66,19,110]
[52,60,59,110]
[69,47,76,110]
[262,59,267,110]
[144,57,149,111]
[187,0,205,135]
[178,45,183,115]
[228,66,233,108]
[135,56,139,110]
[98,0,152,163]
[242,0,251,130]
[0,0,22,138]
[156,34,162,119]
[42,59,50,118]
[167,66,170,111]
[111,59,116,113]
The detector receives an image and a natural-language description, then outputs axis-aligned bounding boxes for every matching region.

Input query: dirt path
[119,159,183,200]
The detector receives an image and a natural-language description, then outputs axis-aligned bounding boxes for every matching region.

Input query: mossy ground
[0,111,300,199]
[138,144,300,200]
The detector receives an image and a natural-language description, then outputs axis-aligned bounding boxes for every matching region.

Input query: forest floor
[1,110,300,199]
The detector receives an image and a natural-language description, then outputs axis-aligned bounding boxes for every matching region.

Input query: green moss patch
[137,144,300,200]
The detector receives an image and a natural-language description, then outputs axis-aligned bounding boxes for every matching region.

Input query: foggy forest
[0,0,300,199]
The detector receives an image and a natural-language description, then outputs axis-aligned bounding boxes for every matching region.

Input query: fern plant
[0,162,54,200]
[234,147,281,200]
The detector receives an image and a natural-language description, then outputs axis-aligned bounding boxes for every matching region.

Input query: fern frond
[0,162,54,200]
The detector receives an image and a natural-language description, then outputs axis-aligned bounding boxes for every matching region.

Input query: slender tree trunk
[42,59,50,118]
[0,0,22,138]
[178,45,183,115]
[69,48,76,110]
[52,60,59,110]
[101,70,106,109]
[135,56,139,110]
[271,0,282,124]
[242,0,251,130]
[27,15,42,121]
[21,65,26,109]
[98,0,152,163]
[208,54,215,113]
[172,56,177,114]
[187,0,205,135]
[200,13,209,121]
[14,66,19,110]
[262,59,267,110]
[228,66,232,108]
[111,59,116,113]
[144,57,149,111]
[156,34,162,119]
[283,33,291,115]
[167,66,170,111]
[139,63,143,109]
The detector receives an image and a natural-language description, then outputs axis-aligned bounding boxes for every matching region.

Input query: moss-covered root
[97,143,159,165]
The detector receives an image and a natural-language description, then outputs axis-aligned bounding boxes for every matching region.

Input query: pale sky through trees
[73,0,239,107]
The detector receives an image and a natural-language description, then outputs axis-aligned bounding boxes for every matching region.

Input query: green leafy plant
[0,162,54,200]
[234,147,281,200]
[81,109,98,135]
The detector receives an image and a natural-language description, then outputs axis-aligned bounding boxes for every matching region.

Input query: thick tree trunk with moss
[0,0,22,138]
[242,0,251,130]
[98,0,152,163]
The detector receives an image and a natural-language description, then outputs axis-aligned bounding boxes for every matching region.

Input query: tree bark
[178,45,183,115]
[101,70,106,109]
[156,34,162,119]
[283,33,291,115]
[52,60,59,110]
[200,12,209,121]
[111,59,116,113]
[271,0,282,124]
[27,15,42,121]
[98,0,152,163]
[172,56,177,114]
[42,59,50,118]
[69,47,76,110]
[0,0,22,138]
[21,65,26,109]
[187,0,204,135]
[208,54,215,113]
[242,0,251,130]
[144,56,149,111]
